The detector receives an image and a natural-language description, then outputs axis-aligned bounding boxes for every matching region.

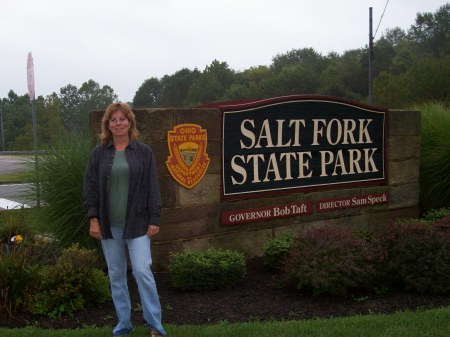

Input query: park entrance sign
[91,95,421,270]
[220,96,387,200]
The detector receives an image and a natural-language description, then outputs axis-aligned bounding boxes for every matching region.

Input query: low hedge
[169,249,246,291]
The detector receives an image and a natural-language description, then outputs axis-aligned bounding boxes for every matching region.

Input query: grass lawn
[0,172,32,185]
[1,306,449,337]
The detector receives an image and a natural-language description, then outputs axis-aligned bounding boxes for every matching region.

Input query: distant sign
[220,96,387,200]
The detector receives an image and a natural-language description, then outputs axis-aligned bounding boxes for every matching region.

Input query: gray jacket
[83,140,161,239]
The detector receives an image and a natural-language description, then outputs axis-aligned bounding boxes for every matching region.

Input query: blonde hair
[99,102,139,144]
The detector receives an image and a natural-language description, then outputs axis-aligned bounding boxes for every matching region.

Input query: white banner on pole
[27,52,35,101]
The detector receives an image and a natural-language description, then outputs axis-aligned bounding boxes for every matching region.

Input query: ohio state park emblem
[166,124,210,189]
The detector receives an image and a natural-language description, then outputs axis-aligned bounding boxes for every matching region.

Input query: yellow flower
[10,235,23,244]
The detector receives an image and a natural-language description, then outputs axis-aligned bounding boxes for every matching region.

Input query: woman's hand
[89,218,102,240]
[147,224,160,237]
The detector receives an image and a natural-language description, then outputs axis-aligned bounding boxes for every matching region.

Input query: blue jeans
[102,227,167,336]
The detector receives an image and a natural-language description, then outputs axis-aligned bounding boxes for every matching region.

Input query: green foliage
[13,94,66,150]
[132,77,162,108]
[281,226,383,296]
[393,208,450,226]
[1,93,66,151]
[422,207,450,223]
[26,244,110,318]
[158,68,201,107]
[0,91,31,151]
[408,3,450,56]
[185,60,235,107]
[0,245,37,318]
[435,214,450,231]
[59,80,117,134]
[274,211,450,297]
[377,222,450,294]
[0,207,63,266]
[169,249,246,291]
[28,133,96,249]
[419,103,450,213]
[0,209,33,244]
[262,233,294,270]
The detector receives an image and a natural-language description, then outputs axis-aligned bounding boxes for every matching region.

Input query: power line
[374,0,390,39]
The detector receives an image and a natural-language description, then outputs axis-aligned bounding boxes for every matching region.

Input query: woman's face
[108,111,130,139]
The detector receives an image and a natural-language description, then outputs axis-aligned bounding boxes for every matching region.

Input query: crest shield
[166,124,210,188]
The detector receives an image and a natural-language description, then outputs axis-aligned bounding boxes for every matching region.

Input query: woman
[83,102,166,337]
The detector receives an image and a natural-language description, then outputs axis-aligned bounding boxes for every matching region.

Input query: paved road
[0,155,31,175]
[0,183,32,206]
[0,155,34,209]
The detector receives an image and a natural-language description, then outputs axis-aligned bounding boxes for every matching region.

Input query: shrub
[422,207,450,224]
[263,233,295,270]
[394,207,450,226]
[419,103,450,213]
[0,209,34,244]
[377,222,450,294]
[26,244,110,318]
[0,209,62,267]
[281,226,383,297]
[169,249,246,291]
[27,134,96,249]
[434,215,450,231]
[0,244,37,318]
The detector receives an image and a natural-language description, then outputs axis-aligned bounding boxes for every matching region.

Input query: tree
[373,71,410,108]
[319,54,362,99]
[389,39,419,75]
[405,56,450,104]
[374,56,450,108]
[372,37,397,76]
[1,91,31,150]
[59,80,117,134]
[333,49,367,99]
[159,68,201,107]
[222,66,273,101]
[184,60,234,106]
[408,3,450,56]
[19,94,66,150]
[270,63,321,96]
[382,27,407,47]
[1,92,66,151]
[59,84,80,132]
[132,77,162,108]
[271,48,326,73]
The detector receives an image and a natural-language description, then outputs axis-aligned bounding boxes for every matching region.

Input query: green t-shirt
[109,151,129,227]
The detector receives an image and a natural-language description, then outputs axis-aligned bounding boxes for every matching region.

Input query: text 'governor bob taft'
[221,96,387,199]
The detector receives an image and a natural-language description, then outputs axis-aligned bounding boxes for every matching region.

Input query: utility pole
[368,7,374,105]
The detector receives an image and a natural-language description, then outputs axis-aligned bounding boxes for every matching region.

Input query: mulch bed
[2,257,450,329]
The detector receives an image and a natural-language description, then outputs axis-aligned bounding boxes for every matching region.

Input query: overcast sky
[0,0,447,102]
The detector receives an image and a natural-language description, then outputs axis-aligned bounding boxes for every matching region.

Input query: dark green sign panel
[220,96,387,199]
